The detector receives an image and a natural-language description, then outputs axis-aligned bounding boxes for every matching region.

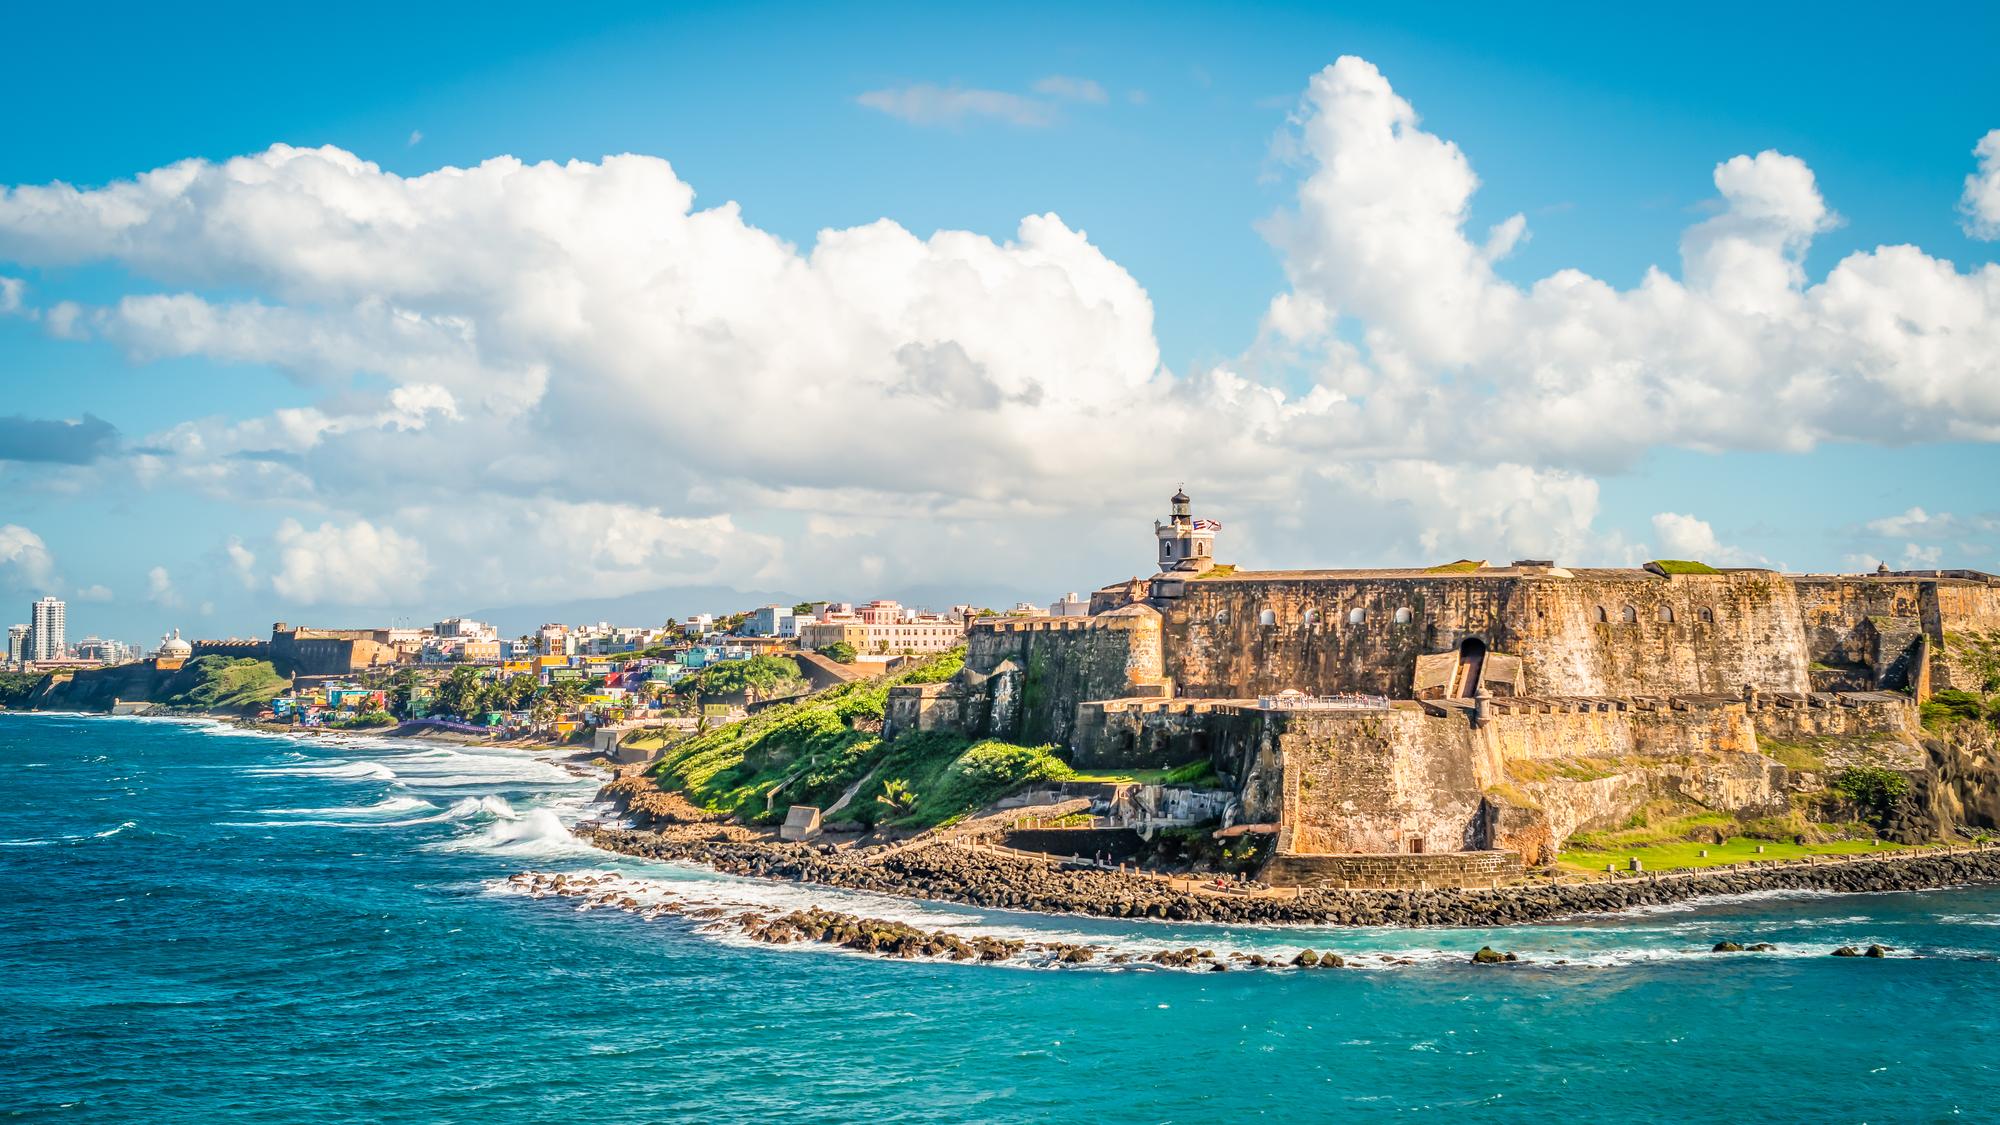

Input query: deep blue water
[3,713,1998,1123]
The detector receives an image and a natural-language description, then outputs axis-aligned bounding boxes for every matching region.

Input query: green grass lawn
[1559,835,1914,872]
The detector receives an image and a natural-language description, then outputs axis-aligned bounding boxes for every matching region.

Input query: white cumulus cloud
[1261,57,2000,467]
[146,565,183,608]
[0,525,54,590]
[0,60,1996,608]
[1649,512,1765,566]
[271,518,429,606]
[1962,129,2000,240]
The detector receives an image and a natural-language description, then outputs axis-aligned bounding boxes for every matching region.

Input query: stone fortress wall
[187,623,401,678]
[1152,568,1822,699]
[888,605,1169,748]
[884,490,2000,883]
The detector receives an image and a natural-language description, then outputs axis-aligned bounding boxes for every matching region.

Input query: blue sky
[3,1,1998,644]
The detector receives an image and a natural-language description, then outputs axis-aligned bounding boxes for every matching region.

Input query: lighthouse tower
[1154,486,1219,574]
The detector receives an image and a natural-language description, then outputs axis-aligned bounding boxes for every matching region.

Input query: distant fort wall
[189,623,399,678]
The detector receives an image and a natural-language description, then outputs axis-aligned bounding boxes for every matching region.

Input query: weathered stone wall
[190,638,272,662]
[1935,629,2000,693]
[1791,576,2000,689]
[962,607,1166,747]
[1157,571,1811,700]
[1266,709,1489,856]
[1749,693,1920,745]
[1071,699,1264,770]
[1476,701,1761,764]
[883,682,963,740]
[1263,850,1524,889]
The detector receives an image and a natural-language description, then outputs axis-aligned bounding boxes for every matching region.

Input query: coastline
[579,824,2000,929]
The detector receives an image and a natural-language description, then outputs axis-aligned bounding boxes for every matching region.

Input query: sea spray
[435,808,594,858]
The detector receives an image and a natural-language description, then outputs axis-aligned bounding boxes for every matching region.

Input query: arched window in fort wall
[1258,609,1277,626]
[1698,606,1715,624]
[1392,607,1413,624]
[1658,606,1675,624]
[1595,606,1609,624]
[1348,608,1366,625]
[1302,608,1321,625]
[1621,605,1638,624]
[1214,608,1231,626]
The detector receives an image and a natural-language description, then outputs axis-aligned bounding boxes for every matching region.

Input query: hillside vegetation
[0,672,39,708]
[649,649,1075,828]
[161,656,290,712]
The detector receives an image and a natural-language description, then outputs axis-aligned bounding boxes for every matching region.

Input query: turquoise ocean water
[4,711,1998,1123]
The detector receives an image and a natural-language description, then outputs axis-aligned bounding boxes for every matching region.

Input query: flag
[1193,518,1222,531]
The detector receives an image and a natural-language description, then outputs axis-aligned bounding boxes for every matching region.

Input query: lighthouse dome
[159,629,192,659]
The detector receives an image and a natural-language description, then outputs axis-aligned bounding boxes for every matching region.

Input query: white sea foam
[92,821,137,839]
[249,760,399,781]
[484,860,1979,973]
[1934,913,2000,927]
[1593,887,1849,917]
[264,796,438,818]
[386,795,524,826]
[434,808,594,858]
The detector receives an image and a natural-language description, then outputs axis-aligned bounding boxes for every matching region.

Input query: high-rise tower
[29,596,65,661]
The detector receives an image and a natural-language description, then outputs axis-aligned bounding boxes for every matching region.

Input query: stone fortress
[887,489,2000,886]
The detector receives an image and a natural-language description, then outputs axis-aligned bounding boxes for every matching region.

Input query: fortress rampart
[883,490,1997,882]
[1156,569,1817,699]
[188,623,401,677]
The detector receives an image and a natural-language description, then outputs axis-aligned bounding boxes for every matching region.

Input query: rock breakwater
[581,827,2000,928]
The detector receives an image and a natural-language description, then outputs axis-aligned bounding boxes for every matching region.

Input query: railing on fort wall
[1254,693,1391,711]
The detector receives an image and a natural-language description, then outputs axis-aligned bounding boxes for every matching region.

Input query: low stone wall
[1001,828,1147,861]
[1263,849,1524,890]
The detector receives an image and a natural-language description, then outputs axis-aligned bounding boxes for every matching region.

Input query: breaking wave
[249,760,399,781]
[434,808,593,859]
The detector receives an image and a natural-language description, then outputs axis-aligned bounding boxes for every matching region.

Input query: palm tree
[875,778,917,816]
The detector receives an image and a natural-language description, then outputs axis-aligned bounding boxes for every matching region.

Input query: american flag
[1193,518,1222,531]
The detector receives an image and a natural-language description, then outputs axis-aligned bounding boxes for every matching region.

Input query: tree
[817,641,857,664]
[433,666,485,720]
[792,601,817,616]
[876,778,917,816]
[493,673,538,713]
[678,655,803,702]
[532,677,586,727]
[385,668,421,717]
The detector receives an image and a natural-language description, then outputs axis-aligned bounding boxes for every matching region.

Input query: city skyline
[3,2,1997,645]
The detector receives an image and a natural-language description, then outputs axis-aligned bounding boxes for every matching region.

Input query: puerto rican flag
[1192,518,1222,531]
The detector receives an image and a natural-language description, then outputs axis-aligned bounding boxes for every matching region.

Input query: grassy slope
[1560,836,1914,872]
[649,649,1075,829]
[163,656,289,712]
[1650,559,1723,575]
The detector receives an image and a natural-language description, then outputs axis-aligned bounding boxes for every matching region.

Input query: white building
[434,617,498,641]
[29,596,64,662]
[6,624,26,664]
[745,604,797,638]
[1049,592,1090,617]
[682,614,715,637]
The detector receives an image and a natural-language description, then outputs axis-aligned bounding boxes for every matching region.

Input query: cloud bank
[0,56,1995,616]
